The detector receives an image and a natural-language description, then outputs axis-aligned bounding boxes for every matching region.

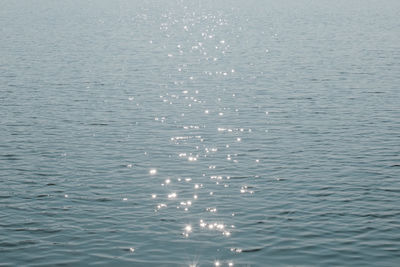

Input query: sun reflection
[230,248,242,253]
[140,10,263,265]
[194,184,202,189]
[168,192,177,199]
[240,185,254,194]
[182,224,192,237]
[206,207,217,213]
[188,156,197,162]
[180,201,192,206]
[156,203,167,210]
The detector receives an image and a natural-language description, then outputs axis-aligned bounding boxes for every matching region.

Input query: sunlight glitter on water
[2,1,399,266]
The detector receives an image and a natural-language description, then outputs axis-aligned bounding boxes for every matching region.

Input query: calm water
[1,0,400,266]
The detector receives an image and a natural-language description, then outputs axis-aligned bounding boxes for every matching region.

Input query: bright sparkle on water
[185,225,192,232]
[168,193,177,199]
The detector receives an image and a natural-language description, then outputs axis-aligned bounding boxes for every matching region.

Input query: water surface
[1,0,400,266]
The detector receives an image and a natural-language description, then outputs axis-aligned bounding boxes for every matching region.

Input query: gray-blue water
[1,0,400,266]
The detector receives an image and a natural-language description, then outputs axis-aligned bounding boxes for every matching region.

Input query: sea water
[1,0,399,266]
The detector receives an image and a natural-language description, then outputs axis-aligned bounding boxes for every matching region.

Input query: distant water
[1,0,399,266]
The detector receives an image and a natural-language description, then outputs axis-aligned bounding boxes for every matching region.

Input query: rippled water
[1,0,400,266]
